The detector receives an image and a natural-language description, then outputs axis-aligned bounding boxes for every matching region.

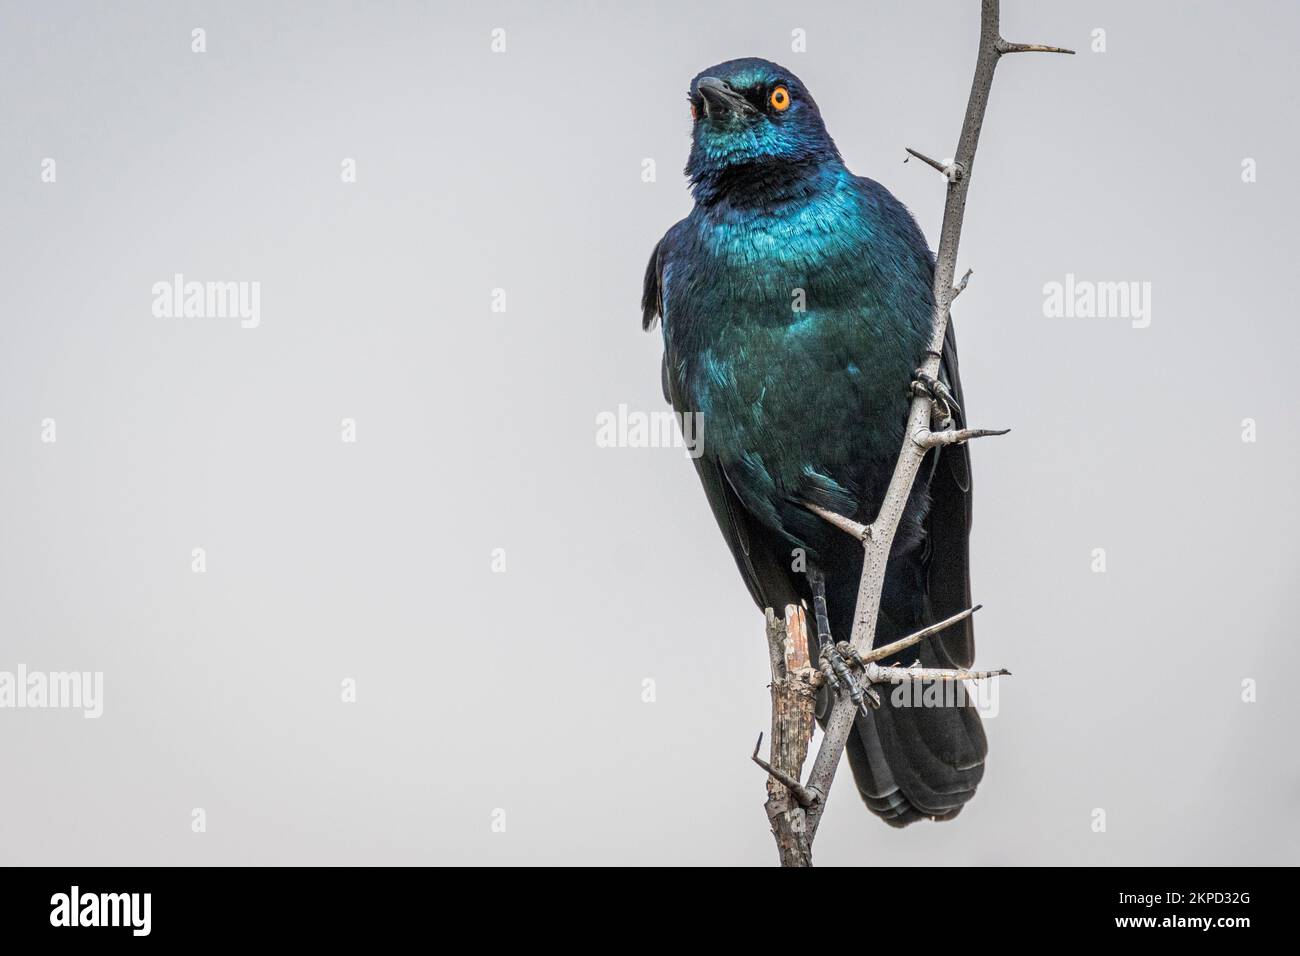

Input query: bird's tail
[821,564,988,827]
[841,634,987,826]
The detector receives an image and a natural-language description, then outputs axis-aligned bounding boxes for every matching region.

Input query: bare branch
[760,604,819,865]
[764,607,788,678]
[797,0,1069,847]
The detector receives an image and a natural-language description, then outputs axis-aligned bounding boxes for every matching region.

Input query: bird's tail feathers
[820,576,988,827]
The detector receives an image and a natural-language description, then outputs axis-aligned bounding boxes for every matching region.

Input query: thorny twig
[755,0,1072,865]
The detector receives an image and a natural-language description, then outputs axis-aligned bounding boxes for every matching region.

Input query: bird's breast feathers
[656,174,937,524]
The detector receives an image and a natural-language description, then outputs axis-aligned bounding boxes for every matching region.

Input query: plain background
[1,0,1297,866]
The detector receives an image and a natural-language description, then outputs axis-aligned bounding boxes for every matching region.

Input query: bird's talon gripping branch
[836,642,883,708]
[819,643,876,714]
[809,568,875,715]
[818,641,854,692]
[910,368,961,425]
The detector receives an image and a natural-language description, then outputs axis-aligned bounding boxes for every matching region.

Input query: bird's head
[684,58,841,203]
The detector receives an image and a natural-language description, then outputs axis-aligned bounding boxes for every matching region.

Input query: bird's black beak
[696,76,755,120]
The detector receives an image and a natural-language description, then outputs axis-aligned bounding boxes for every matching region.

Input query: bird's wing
[641,238,665,332]
[923,316,976,667]
[686,431,804,614]
[642,237,803,614]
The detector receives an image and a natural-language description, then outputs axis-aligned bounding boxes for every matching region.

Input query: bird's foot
[910,369,960,428]
[819,641,881,714]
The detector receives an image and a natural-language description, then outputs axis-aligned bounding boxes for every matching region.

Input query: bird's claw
[910,369,960,428]
[819,641,881,714]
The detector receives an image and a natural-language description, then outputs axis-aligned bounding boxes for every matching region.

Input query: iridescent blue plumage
[643,58,987,827]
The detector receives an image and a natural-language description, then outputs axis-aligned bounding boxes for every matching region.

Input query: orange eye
[769,86,791,111]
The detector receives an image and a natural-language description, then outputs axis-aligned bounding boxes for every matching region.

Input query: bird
[641,57,986,826]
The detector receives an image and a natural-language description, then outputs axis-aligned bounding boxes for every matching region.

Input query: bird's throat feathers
[689,153,845,209]
[687,161,866,276]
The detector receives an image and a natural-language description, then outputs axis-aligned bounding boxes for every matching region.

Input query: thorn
[867,662,1012,683]
[997,39,1075,55]
[861,605,981,664]
[802,501,870,541]
[952,268,973,299]
[751,734,821,808]
[914,426,1011,449]
[905,147,964,182]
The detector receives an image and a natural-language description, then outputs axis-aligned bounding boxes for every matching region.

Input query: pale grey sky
[1,0,1296,865]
